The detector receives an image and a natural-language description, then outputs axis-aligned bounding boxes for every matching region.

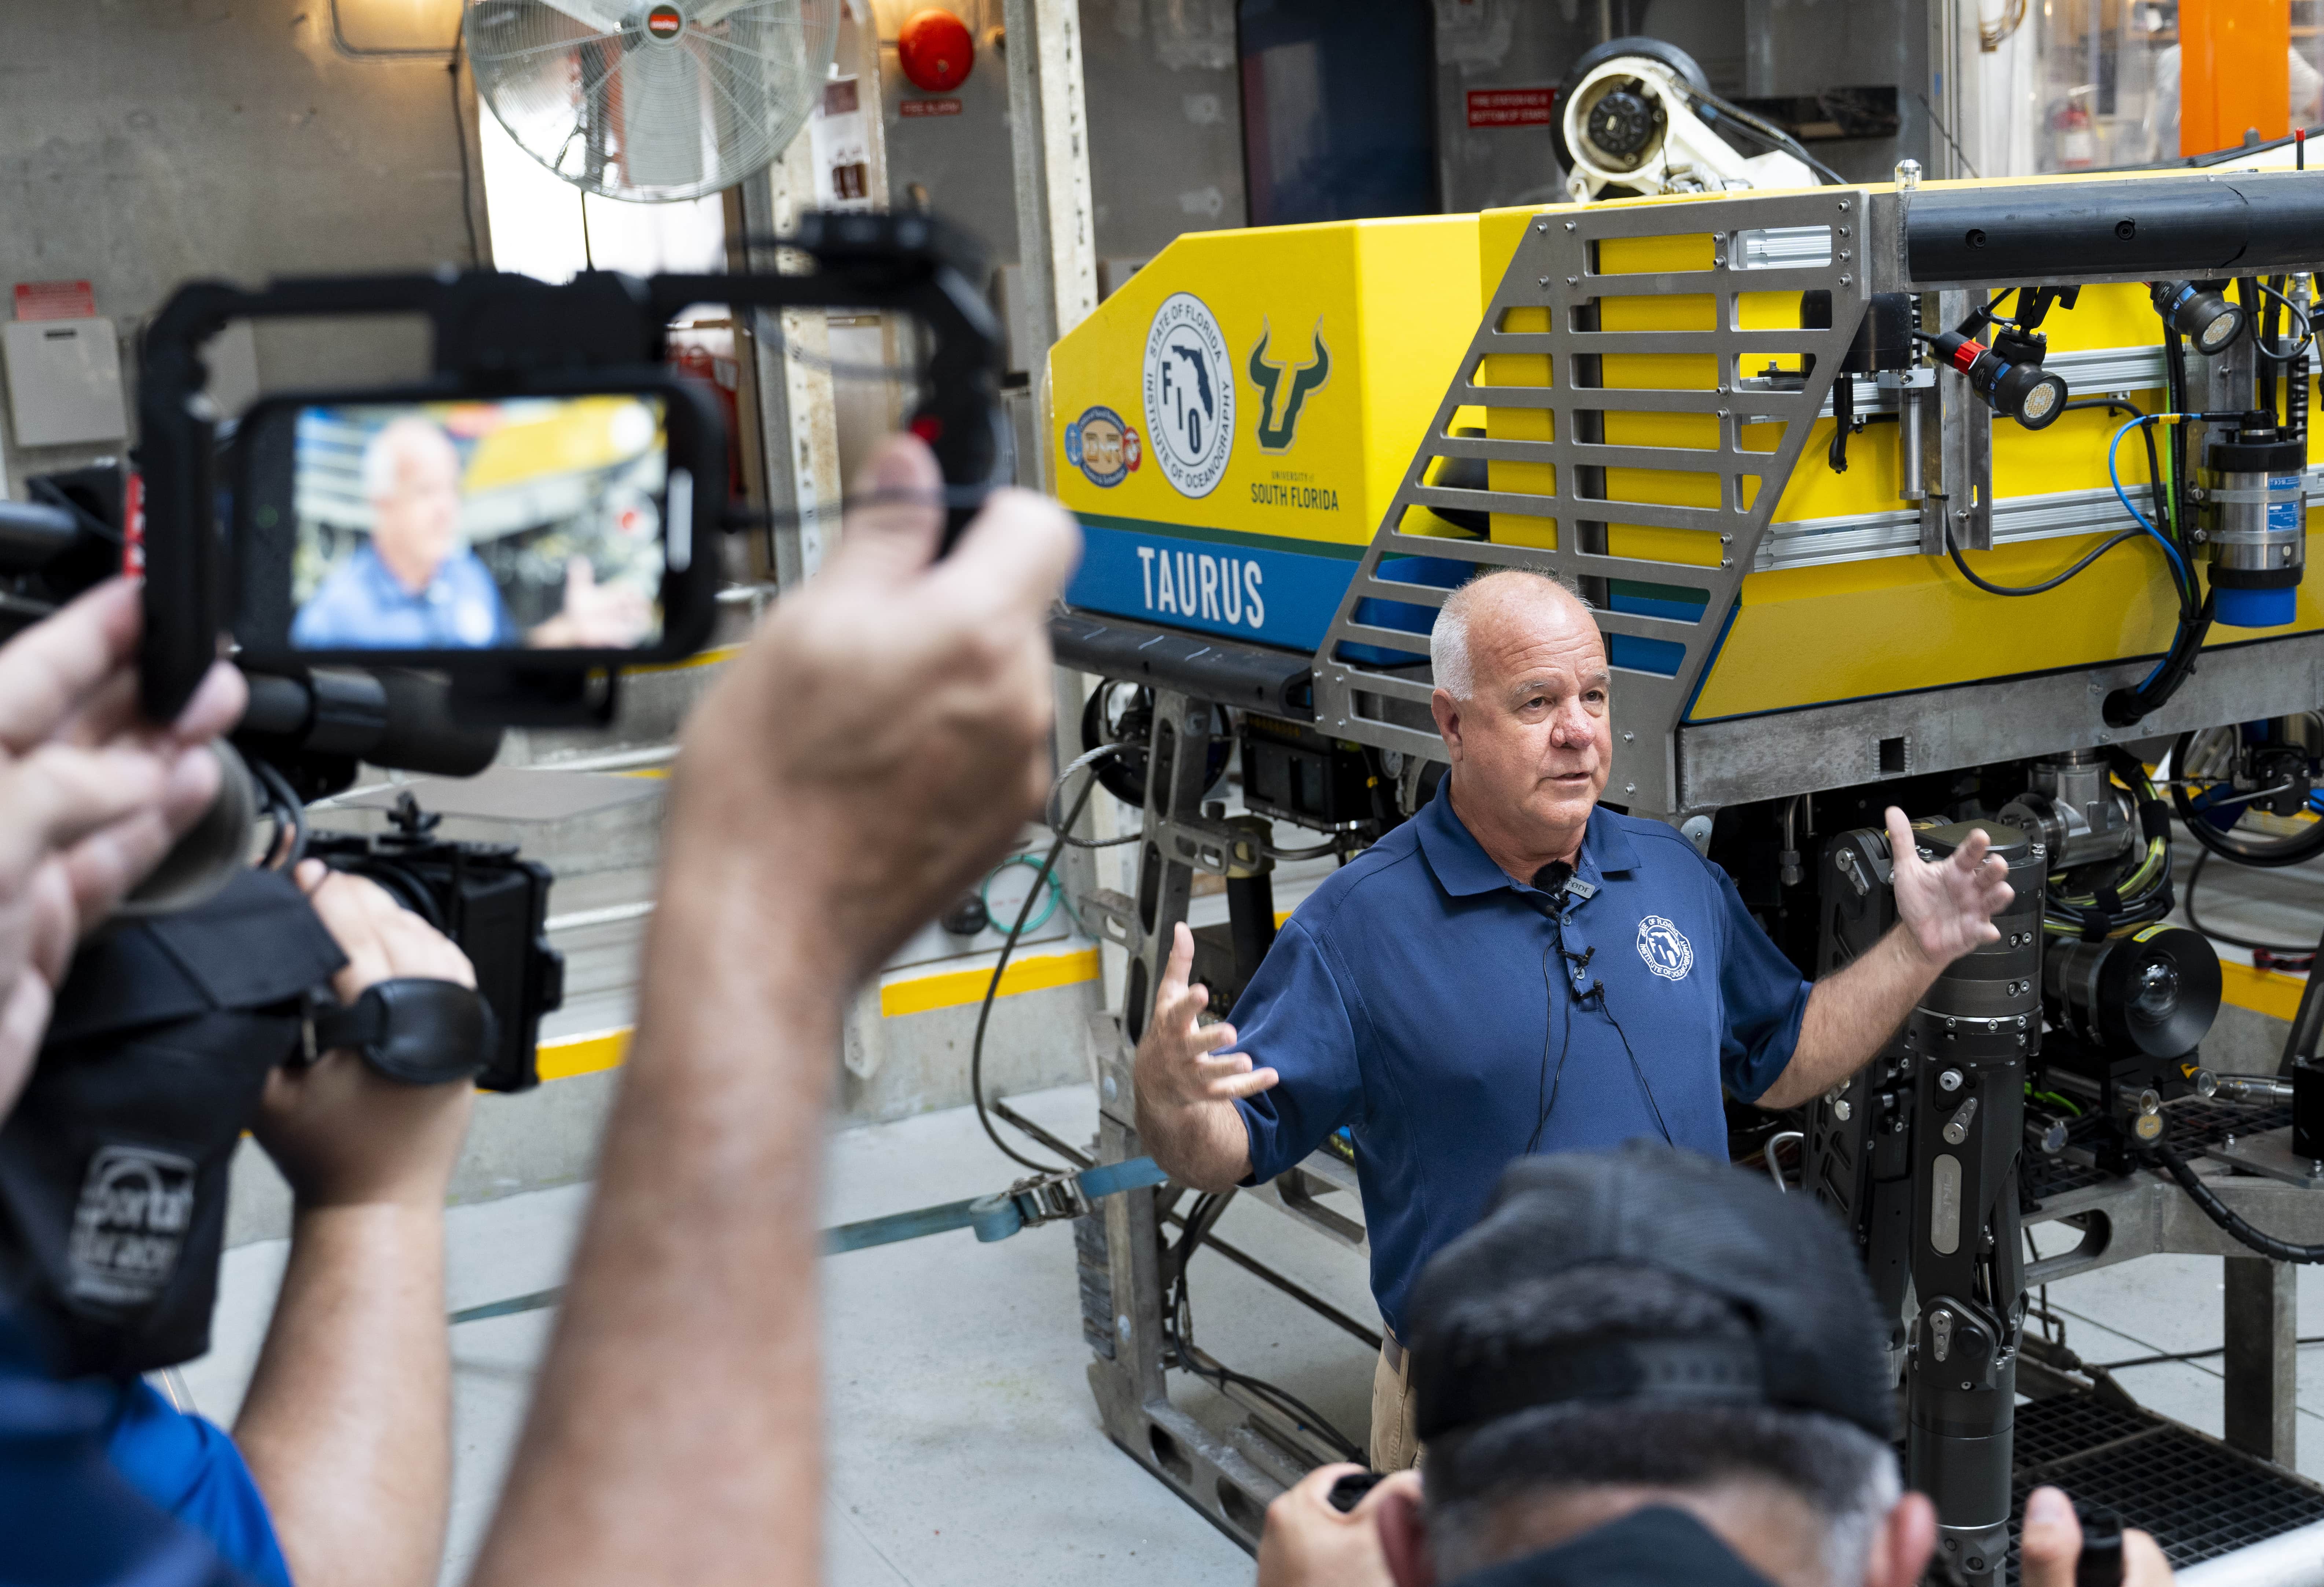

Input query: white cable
[1046,742,1144,847]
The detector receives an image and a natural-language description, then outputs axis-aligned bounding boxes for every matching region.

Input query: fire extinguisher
[2055,97,2096,169]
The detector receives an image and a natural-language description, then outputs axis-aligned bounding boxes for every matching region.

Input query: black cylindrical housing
[1901,821,2043,1586]
[2043,926,2222,1058]
[1225,870,1278,987]
[1906,173,2324,283]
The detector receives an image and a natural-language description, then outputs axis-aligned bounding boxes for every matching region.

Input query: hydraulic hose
[2141,1140,2324,1263]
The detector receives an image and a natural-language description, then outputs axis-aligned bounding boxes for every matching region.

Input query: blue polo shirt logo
[1636,916,1695,981]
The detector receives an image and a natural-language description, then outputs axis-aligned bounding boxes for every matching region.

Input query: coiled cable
[2141,1139,2324,1263]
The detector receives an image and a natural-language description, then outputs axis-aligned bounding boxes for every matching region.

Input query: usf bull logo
[1248,318,1330,452]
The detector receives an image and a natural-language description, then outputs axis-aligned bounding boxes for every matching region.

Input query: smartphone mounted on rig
[135,208,1005,728]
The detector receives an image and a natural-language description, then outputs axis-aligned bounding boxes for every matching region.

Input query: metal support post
[1003,0,1099,384]
[1005,0,1119,999]
[1077,685,1292,1551]
[1125,690,1217,1042]
[731,149,843,589]
[2223,1257,2300,1467]
[1920,290,1994,554]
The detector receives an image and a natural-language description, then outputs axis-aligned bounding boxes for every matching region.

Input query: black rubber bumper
[1906,171,2324,282]
[1049,606,1315,719]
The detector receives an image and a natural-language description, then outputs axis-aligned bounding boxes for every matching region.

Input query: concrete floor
[176,1083,1376,1587]
[172,1077,2324,1586]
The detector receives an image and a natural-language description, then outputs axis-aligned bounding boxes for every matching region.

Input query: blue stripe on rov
[1067,521,1358,651]
[1065,525,1700,678]
[1344,554,1470,666]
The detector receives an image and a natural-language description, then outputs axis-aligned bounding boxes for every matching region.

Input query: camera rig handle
[137,209,1004,722]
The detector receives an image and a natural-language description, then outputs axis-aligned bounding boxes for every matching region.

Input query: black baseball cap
[1406,1141,1895,1445]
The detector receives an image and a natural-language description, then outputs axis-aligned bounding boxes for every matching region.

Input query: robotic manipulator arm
[1809,769,2236,1587]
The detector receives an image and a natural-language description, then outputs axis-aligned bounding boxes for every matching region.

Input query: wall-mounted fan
[465,0,841,203]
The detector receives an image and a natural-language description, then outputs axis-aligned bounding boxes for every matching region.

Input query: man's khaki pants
[1369,1332,1421,1471]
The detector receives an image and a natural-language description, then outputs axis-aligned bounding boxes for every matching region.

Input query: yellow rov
[1048,166,2324,822]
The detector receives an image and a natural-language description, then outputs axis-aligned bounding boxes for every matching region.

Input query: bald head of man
[364,417,463,597]
[1427,569,1612,878]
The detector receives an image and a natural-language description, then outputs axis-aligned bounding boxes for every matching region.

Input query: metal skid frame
[1069,685,1355,1551]
[1048,170,2324,1558]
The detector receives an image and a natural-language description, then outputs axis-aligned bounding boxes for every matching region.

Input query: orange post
[2181,0,2291,157]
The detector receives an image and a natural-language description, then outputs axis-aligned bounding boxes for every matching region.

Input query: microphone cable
[1526,934,1574,1155]
[1524,862,1675,1151]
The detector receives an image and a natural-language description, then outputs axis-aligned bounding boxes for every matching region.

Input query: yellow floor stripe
[528,949,1104,1082]
[623,642,741,677]
[538,924,2307,1084]
[536,1026,632,1082]
[880,947,1101,1018]
[2219,959,2307,1023]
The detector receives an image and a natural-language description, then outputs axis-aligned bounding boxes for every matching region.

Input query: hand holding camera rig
[0,210,1010,1384]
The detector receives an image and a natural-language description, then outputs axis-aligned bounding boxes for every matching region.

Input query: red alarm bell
[897,8,974,93]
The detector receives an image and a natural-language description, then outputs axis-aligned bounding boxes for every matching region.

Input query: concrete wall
[1743,0,1934,184]
[0,1,485,495]
[870,0,1249,274]
[1429,0,1934,215]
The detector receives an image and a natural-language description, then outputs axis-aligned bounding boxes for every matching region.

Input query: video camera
[0,208,1005,1094]
[0,212,1004,1377]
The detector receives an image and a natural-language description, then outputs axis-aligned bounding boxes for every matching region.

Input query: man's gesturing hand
[1132,922,1277,1189]
[0,579,245,1110]
[1884,805,2013,970]
[1137,922,1280,1109]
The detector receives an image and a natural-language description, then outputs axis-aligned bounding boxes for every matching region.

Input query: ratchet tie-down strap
[447,1155,1170,1326]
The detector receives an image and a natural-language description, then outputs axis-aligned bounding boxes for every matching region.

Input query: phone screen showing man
[282,396,669,653]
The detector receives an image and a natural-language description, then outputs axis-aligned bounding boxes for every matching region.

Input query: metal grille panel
[2007,1394,2324,1577]
[1312,188,1869,816]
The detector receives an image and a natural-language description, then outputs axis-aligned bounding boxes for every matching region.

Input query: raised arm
[465,437,1079,1587]
[231,863,478,1587]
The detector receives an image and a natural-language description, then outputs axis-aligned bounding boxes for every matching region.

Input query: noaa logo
[1635,916,1693,981]
[1064,405,1139,488]
[1143,292,1234,498]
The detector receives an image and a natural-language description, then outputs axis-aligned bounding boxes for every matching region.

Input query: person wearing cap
[1252,1145,2173,1587]
[1134,568,2016,1470]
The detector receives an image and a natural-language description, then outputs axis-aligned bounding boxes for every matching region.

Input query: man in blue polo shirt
[291,417,651,653]
[1132,568,2014,1471]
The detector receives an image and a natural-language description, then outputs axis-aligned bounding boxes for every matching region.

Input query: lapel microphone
[1526,856,1674,1147]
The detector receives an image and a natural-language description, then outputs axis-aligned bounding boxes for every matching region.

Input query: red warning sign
[14,279,94,320]
[1467,87,1556,128]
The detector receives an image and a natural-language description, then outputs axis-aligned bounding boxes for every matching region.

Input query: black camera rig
[135,207,1006,725]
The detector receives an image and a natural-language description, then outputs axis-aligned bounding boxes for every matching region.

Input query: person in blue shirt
[291,417,650,653]
[1130,568,2016,1471]
[0,580,482,1585]
[0,433,1085,1587]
